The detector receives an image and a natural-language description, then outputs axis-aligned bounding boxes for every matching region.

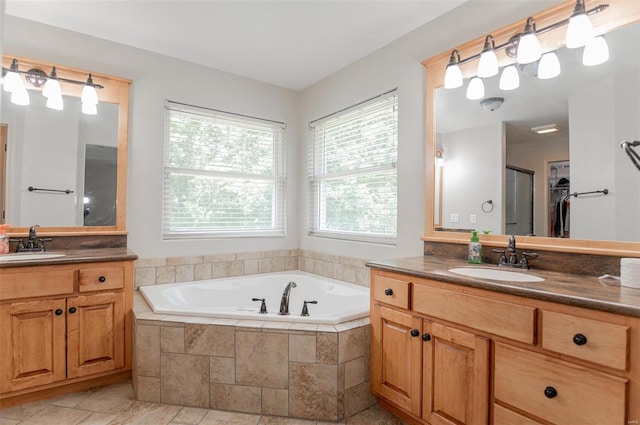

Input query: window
[308,90,398,243]
[163,101,286,238]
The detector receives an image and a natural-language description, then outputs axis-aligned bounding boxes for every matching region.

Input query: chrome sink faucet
[10,225,52,252]
[278,281,297,315]
[491,235,538,269]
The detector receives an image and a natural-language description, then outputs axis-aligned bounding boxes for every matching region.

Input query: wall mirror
[423,0,640,256]
[1,56,130,235]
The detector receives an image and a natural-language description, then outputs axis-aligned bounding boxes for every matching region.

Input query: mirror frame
[422,0,640,257]
[2,55,131,236]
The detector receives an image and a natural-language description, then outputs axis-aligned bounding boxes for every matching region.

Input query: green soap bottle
[468,230,482,264]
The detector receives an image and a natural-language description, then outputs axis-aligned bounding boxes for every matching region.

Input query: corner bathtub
[139,270,369,324]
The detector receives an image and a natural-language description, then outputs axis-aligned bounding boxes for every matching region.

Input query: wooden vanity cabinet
[0,260,133,403]
[370,269,639,425]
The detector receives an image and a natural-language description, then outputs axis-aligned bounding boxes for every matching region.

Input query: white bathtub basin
[0,252,66,262]
[448,267,544,282]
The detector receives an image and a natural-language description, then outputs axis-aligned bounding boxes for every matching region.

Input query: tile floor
[0,382,407,425]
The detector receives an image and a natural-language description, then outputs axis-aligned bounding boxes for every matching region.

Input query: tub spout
[278,281,297,315]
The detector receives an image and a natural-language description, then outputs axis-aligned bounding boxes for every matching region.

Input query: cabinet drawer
[494,343,627,425]
[493,404,543,425]
[0,269,75,301]
[413,283,536,344]
[372,275,410,309]
[79,266,124,292]
[541,310,629,371]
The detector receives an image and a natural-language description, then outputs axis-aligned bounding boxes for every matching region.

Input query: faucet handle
[301,300,317,317]
[490,249,507,265]
[252,298,268,314]
[520,252,538,269]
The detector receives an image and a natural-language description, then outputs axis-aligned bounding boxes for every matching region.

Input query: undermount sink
[448,267,544,282]
[0,252,66,262]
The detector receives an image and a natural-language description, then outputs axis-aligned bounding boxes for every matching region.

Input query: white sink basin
[0,253,66,262]
[448,267,544,282]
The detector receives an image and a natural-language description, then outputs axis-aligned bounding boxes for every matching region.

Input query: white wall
[440,122,504,235]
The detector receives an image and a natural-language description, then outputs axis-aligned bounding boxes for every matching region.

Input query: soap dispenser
[468,230,482,264]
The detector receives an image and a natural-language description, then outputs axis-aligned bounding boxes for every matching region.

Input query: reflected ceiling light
[466,77,484,100]
[517,17,542,64]
[82,101,98,115]
[436,151,444,168]
[583,35,609,66]
[477,35,499,78]
[46,93,64,111]
[3,59,24,93]
[566,0,594,48]
[538,52,561,79]
[531,124,558,134]
[444,50,463,89]
[479,97,504,112]
[42,66,61,98]
[81,74,99,105]
[10,85,30,106]
[499,65,520,90]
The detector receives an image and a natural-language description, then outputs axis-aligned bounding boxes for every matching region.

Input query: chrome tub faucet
[278,281,297,315]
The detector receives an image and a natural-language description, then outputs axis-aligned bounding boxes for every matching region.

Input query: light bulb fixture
[42,66,62,99]
[82,101,98,115]
[81,74,99,105]
[538,52,561,79]
[583,35,609,66]
[517,17,542,64]
[566,0,594,48]
[477,35,499,78]
[46,93,64,111]
[436,151,444,168]
[3,59,24,93]
[10,85,30,106]
[466,77,484,100]
[499,65,520,90]
[444,50,463,89]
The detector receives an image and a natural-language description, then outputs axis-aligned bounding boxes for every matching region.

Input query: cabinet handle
[544,386,558,399]
[98,276,106,283]
[384,288,393,296]
[55,309,63,316]
[69,307,77,314]
[573,333,587,345]
[422,333,432,342]
[410,329,420,337]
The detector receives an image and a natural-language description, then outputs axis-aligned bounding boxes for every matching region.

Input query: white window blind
[308,91,398,243]
[163,101,286,239]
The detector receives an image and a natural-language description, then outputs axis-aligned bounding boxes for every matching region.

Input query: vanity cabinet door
[371,303,423,416]
[422,321,489,425]
[66,292,125,378]
[0,298,67,393]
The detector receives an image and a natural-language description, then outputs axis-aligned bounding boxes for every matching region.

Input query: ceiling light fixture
[566,0,594,48]
[477,35,499,78]
[531,124,559,134]
[444,50,463,89]
[2,59,24,93]
[517,17,542,64]
[479,97,504,112]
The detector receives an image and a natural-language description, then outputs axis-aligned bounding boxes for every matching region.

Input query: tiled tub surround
[134,250,371,289]
[132,293,375,421]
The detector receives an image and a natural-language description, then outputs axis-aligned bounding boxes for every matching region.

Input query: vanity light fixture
[531,124,559,134]
[43,66,64,111]
[477,35,499,78]
[436,151,444,168]
[499,65,520,90]
[2,59,24,93]
[466,77,485,100]
[583,35,609,66]
[566,0,594,48]
[537,52,561,79]
[444,50,463,89]
[517,17,542,64]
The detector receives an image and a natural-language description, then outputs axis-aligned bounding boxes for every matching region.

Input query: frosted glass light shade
[583,36,609,66]
[82,101,98,115]
[3,70,22,93]
[466,77,484,100]
[46,94,64,110]
[11,86,30,106]
[81,84,98,105]
[499,65,520,90]
[478,50,499,78]
[444,64,463,89]
[566,13,594,48]
[538,52,561,79]
[42,78,62,99]
[517,33,542,64]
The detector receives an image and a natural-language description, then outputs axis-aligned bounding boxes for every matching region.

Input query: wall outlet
[470,214,477,224]
[450,213,459,223]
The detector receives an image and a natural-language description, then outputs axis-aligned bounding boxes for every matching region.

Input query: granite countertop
[366,256,640,317]
[0,248,138,268]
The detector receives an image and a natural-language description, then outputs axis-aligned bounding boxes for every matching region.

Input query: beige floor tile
[170,407,209,424]
[0,418,20,425]
[346,404,407,425]
[108,401,182,425]
[17,405,92,425]
[198,410,260,425]
[74,382,135,415]
[50,390,93,408]
[77,412,117,425]
[257,417,315,425]
[0,399,50,421]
